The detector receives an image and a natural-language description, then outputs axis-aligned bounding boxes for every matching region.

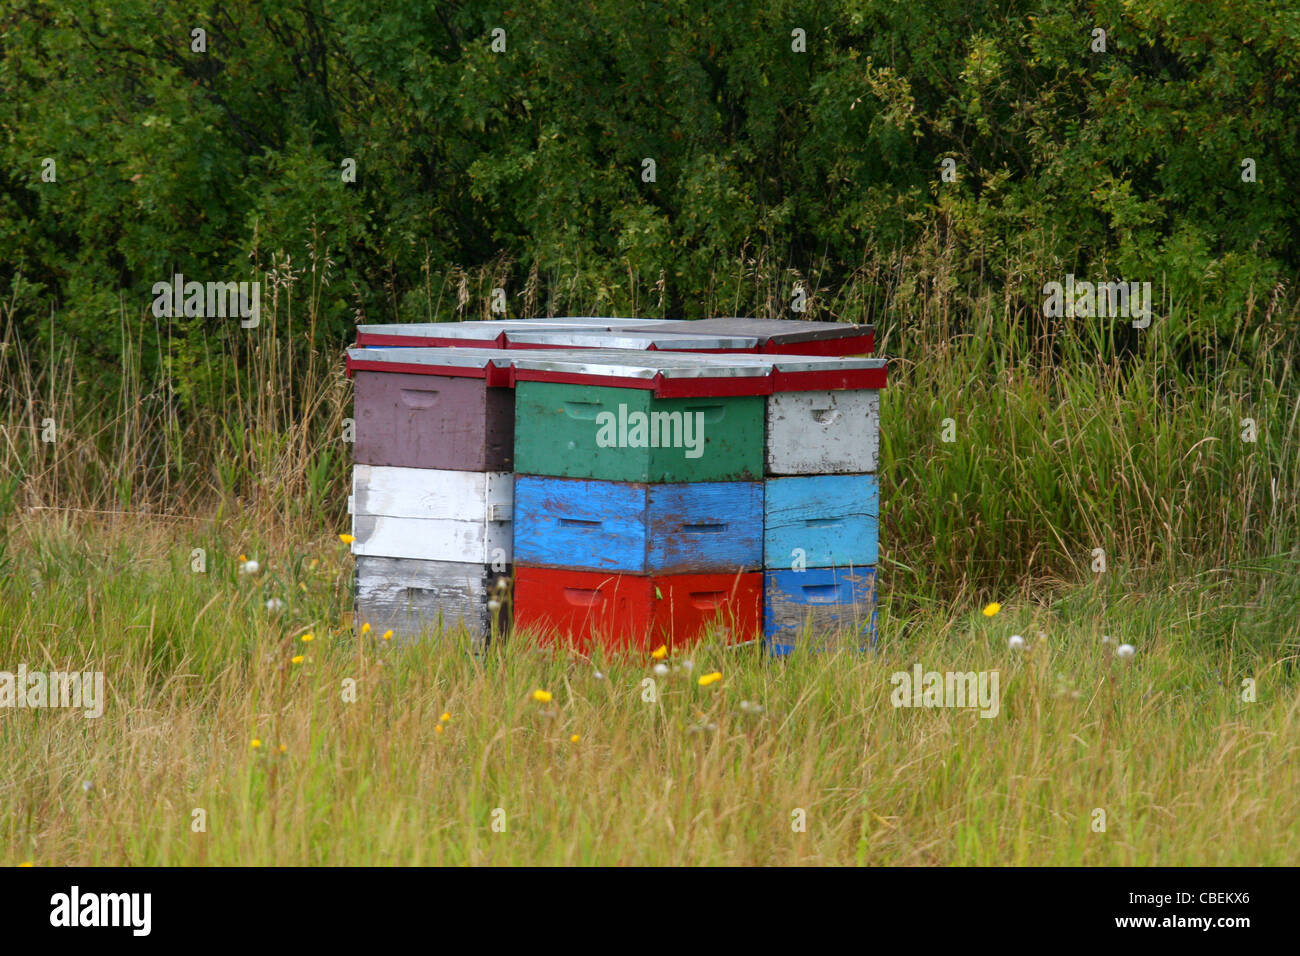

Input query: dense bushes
[2,0,1297,385]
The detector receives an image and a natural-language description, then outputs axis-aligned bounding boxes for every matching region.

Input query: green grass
[2,263,1297,864]
[2,516,1296,866]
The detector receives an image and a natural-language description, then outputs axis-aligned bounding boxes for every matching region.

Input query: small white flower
[265,598,285,613]
[240,559,260,575]
[487,599,501,612]
[593,670,605,680]
[652,663,669,677]
[1008,635,1025,651]
[1116,643,1136,660]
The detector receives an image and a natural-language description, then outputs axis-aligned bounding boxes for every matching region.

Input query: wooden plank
[763,566,877,655]
[763,474,879,569]
[512,477,762,573]
[513,382,765,482]
[354,557,511,648]
[351,466,512,564]
[766,389,880,475]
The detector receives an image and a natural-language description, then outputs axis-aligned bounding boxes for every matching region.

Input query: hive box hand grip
[559,517,602,529]
[686,404,726,423]
[399,387,440,409]
[563,401,602,420]
[563,586,604,607]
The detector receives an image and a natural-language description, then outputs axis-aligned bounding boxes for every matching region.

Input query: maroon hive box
[352,368,514,472]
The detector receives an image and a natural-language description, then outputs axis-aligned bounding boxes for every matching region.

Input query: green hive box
[514,381,764,482]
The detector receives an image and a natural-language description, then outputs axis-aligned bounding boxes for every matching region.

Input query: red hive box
[514,567,762,653]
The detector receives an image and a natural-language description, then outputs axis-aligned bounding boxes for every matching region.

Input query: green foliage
[2,0,1298,389]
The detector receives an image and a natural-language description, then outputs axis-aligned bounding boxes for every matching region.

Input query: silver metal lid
[624,317,871,342]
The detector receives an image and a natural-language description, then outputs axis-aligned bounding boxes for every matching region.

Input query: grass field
[2,513,1297,866]
[3,284,1298,865]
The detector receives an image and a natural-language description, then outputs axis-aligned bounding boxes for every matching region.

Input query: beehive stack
[344,317,885,653]
[347,349,517,648]
[761,380,881,655]
[508,352,769,652]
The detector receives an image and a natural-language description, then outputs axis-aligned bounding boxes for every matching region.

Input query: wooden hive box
[763,566,877,656]
[766,388,880,475]
[514,381,765,483]
[763,474,879,570]
[348,348,517,472]
[513,567,762,652]
[513,476,762,574]
[349,465,512,565]
[354,556,510,649]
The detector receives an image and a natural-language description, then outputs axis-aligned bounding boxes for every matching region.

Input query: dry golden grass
[2,514,1297,866]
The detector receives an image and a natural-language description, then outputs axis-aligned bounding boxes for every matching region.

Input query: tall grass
[3,239,1296,603]
[1,517,1296,865]
[2,241,1298,865]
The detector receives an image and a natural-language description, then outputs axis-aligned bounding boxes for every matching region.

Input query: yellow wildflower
[697,672,722,686]
[532,689,553,703]
[650,645,668,660]
[982,602,1002,617]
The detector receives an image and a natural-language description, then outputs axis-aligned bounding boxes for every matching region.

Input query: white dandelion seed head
[1101,635,1112,644]
[652,663,669,677]
[240,559,260,575]
[593,670,604,680]
[681,660,694,672]
[487,599,501,612]
[1116,643,1136,661]
[1008,635,1025,651]
[265,598,285,613]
